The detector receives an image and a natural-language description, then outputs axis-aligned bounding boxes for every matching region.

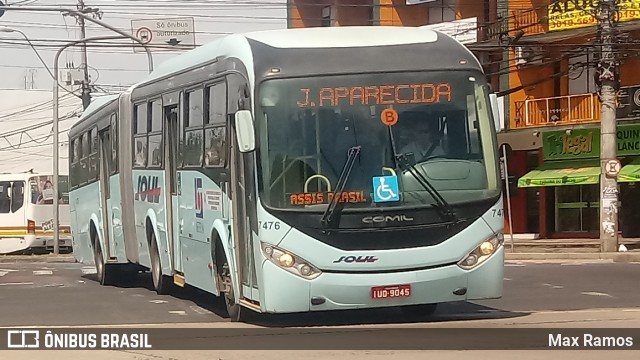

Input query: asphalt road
[0,260,639,327]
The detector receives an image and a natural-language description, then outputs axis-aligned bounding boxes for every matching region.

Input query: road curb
[0,255,77,263]
[506,252,640,262]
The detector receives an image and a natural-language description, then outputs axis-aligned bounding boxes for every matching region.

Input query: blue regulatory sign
[372,176,400,203]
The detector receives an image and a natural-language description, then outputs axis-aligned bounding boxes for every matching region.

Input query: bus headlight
[457,234,503,270]
[261,242,321,280]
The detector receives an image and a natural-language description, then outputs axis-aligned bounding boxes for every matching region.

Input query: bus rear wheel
[94,240,106,285]
[150,232,172,295]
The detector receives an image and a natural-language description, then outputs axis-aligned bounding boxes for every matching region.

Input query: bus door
[0,180,27,254]
[230,120,260,303]
[107,115,125,258]
[98,128,115,260]
[164,103,182,272]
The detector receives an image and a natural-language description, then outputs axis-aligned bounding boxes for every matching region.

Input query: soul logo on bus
[135,175,161,203]
[333,255,379,263]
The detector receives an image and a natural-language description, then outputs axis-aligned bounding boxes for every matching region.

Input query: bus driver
[400,120,445,162]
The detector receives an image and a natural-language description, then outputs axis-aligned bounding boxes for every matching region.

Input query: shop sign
[547,0,640,32]
[617,84,640,119]
[543,124,640,160]
[543,128,600,160]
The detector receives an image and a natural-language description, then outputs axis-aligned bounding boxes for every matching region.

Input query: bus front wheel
[220,262,246,322]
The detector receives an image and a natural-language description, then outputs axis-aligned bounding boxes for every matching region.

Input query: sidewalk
[0,253,77,263]
[1,239,640,263]
[502,236,640,262]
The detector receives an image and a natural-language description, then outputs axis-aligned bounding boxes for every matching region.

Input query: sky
[0,88,80,173]
[0,0,287,174]
[0,0,288,91]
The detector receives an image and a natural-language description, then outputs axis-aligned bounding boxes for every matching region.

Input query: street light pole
[52,35,129,254]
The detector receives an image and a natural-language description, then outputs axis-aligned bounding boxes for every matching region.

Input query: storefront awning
[619,158,640,183]
[517,160,600,188]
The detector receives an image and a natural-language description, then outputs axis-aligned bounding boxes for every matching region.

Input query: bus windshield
[257,71,499,211]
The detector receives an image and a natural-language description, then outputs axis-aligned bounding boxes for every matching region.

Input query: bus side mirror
[234,110,255,153]
[489,93,502,132]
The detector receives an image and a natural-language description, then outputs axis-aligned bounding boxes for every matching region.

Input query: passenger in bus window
[205,129,225,166]
[205,145,220,166]
[135,140,147,167]
[152,148,162,166]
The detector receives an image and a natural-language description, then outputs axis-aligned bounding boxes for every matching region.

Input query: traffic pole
[597,0,620,252]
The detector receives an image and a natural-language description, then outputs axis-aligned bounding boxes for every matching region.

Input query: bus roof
[78,94,119,122]
[69,94,120,139]
[245,26,440,49]
[136,26,460,87]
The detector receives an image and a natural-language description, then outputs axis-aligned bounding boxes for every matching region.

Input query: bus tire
[220,261,246,322]
[149,232,172,295]
[93,238,117,286]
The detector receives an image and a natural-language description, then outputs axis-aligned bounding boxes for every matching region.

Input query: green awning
[619,158,640,183]
[517,160,600,188]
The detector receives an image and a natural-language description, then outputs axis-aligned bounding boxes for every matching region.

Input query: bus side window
[133,103,148,167]
[11,181,24,213]
[204,81,227,168]
[89,127,99,181]
[81,132,90,185]
[184,88,204,167]
[0,182,10,213]
[148,99,163,167]
[110,113,119,174]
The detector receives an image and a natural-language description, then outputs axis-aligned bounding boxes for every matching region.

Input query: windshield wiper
[320,146,361,229]
[395,154,457,223]
[386,127,457,223]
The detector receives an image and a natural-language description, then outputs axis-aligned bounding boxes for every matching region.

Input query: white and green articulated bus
[68,26,505,321]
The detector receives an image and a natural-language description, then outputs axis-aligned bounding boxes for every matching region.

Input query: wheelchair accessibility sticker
[372,176,400,203]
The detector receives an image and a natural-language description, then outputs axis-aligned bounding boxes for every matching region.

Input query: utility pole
[596,0,620,252]
[77,0,91,109]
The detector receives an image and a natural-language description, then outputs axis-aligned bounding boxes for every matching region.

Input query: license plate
[371,284,411,299]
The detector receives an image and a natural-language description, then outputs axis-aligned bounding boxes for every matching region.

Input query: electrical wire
[1,0,636,98]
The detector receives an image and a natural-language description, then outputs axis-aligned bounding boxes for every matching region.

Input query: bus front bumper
[260,246,504,313]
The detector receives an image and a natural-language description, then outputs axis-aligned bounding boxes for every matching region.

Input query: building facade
[496,0,640,239]
[287,0,640,239]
